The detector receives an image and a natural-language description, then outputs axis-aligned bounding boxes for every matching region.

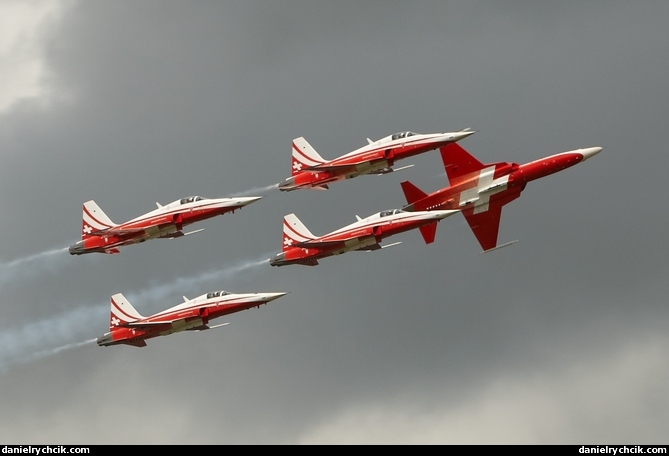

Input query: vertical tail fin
[82,200,116,240]
[291,137,326,175]
[418,222,438,244]
[109,293,144,330]
[400,180,429,210]
[282,213,316,251]
[440,143,486,186]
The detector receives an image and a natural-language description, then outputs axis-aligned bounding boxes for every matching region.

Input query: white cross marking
[293,161,303,171]
[473,167,495,214]
[83,225,93,234]
[283,237,293,247]
[458,166,508,214]
[111,316,120,326]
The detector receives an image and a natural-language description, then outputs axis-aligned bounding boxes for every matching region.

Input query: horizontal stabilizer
[126,339,147,348]
[418,221,438,244]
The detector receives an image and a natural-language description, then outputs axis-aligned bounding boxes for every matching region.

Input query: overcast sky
[1,0,668,445]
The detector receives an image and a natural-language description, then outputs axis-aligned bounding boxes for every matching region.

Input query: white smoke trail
[0,253,274,373]
[229,183,279,197]
[0,305,106,374]
[0,247,70,288]
[125,254,272,305]
[27,338,98,363]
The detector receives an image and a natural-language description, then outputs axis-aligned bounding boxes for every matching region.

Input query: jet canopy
[379,208,406,218]
[206,290,230,299]
[180,196,205,204]
[391,131,417,140]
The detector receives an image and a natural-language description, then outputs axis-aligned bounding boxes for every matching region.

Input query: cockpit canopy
[206,291,230,299]
[180,196,205,205]
[379,208,406,218]
[391,131,417,140]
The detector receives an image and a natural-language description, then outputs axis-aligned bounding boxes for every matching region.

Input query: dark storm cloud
[1,0,668,444]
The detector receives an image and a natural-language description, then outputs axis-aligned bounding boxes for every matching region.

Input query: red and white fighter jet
[400,143,603,252]
[277,128,475,191]
[269,208,457,266]
[69,195,262,255]
[97,290,287,347]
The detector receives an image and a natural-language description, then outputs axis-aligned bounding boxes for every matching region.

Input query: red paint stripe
[283,218,307,242]
[293,142,321,166]
[83,205,113,230]
[111,297,139,322]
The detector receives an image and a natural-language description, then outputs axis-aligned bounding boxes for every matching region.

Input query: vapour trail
[0,183,278,290]
[230,182,279,197]
[0,247,70,288]
[124,254,273,305]
[0,253,273,374]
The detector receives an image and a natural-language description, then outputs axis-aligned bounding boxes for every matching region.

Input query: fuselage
[280,130,474,191]
[404,148,602,213]
[269,209,455,266]
[69,196,261,255]
[98,291,286,347]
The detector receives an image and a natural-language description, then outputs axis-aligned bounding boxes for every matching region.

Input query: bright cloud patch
[297,333,669,444]
[0,0,65,111]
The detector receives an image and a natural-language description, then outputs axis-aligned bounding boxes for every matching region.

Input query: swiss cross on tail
[109,293,144,329]
[291,137,326,176]
[281,213,316,250]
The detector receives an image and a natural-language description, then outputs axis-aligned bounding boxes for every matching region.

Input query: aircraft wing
[93,214,183,237]
[462,187,522,251]
[295,229,377,248]
[294,239,348,248]
[88,226,148,237]
[461,187,522,252]
[462,206,502,252]
[302,163,357,173]
[356,243,382,251]
[125,321,173,331]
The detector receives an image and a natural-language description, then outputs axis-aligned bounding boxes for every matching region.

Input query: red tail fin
[440,143,485,186]
[400,181,428,205]
[418,222,438,244]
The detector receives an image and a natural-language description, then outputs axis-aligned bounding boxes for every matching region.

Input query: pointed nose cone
[578,146,603,161]
[431,209,459,220]
[446,129,476,143]
[236,196,263,207]
[262,292,288,302]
